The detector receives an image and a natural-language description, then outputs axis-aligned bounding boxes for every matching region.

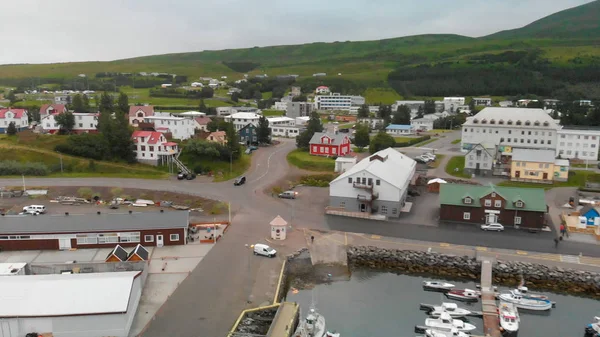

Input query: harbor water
[285,269,599,337]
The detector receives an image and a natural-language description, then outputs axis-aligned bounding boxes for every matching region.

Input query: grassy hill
[1,2,599,100]
[486,0,600,39]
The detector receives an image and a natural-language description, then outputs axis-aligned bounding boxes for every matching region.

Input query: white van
[253,244,277,258]
[22,205,46,214]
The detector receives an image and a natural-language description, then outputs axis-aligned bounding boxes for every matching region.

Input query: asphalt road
[1,137,600,337]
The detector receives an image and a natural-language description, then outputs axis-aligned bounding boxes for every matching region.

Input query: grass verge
[428,154,446,169]
[451,139,461,144]
[444,156,471,178]
[287,149,335,171]
[262,110,285,116]
[185,153,251,182]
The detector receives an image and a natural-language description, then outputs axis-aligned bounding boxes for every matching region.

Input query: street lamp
[230,150,238,175]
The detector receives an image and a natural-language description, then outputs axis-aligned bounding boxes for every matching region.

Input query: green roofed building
[439,183,548,230]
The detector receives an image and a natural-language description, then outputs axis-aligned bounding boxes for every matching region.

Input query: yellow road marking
[371,235,381,239]
[516,251,528,255]
[440,243,450,247]
[476,247,487,251]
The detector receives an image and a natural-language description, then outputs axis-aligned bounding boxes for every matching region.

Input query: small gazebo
[270,215,288,240]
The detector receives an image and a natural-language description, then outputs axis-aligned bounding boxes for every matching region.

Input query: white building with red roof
[41,112,99,134]
[0,108,29,133]
[316,86,330,94]
[131,130,179,165]
[39,104,67,119]
[129,106,154,127]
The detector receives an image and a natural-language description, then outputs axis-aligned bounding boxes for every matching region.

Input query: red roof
[163,142,178,146]
[132,131,164,144]
[129,106,154,117]
[317,86,329,89]
[195,116,212,125]
[0,109,27,119]
[40,104,66,115]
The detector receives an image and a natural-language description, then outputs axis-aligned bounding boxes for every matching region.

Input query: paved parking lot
[0,243,215,337]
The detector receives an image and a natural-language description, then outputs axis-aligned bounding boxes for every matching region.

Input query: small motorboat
[585,316,600,337]
[424,312,477,332]
[499,302,520,334]
[293,307,326,337]
[516,286,549,300]
[423,280,455,292]
[445,288,480,302]
[499,290,553,311]
[425,328,470,337]
[424,303,472,318]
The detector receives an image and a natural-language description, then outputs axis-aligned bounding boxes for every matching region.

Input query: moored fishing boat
[423,280,455,292]
[499,301,520,335]
[445,288,480,302]
[499,290,553,311]
[584,316,600,337]
[421,303,472,318]
[424,312,477,332]
[293,307,326,337]
[424,327,470,337]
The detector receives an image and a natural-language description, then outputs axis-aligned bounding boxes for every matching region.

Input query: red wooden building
[309,132,351,157]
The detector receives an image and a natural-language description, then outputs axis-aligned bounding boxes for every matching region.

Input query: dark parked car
[234,176,246,186]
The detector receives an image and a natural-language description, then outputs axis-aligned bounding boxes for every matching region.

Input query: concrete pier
[480,257,501,337]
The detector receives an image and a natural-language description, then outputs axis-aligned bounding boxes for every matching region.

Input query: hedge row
[0,161,49,176]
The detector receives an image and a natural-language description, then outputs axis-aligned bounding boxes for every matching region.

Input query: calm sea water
[285,269,599,337]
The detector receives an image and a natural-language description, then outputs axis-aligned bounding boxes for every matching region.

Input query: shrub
[77,187,94,199]
[55,133,109,161]
[110,187,123,198]
[0,161,49,176]
[299,173,338,187]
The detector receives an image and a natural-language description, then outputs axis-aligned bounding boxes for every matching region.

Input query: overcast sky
[0,0,593,65]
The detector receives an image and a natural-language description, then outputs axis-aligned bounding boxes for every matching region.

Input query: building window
[484,199,491,207]
[464,197,472,204]
[380,206,388,214]
[516,201,524,208]
[145,235,154,242]
[368,178,373,186]
[392,208,397,215]
[376,179,380,185]
[494,200,502,208]
[340,202,345,208]
[120,232,141,243]
[514,216,522,225]
[170,234,180,241]
[463,212,471,220]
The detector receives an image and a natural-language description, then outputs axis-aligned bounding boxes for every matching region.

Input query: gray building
[464,144,497,176]
[286,102,313,118]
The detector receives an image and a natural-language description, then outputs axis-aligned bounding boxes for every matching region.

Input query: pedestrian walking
[311,235,315,243]
[554,237,559,248]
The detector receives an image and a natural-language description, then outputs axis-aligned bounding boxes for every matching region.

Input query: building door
[157,235,164,247]
[58,238,71,250]
[515,171,520,178]
[475,163,481,175]
[360,203,367,212]
[486,213,498,224]
[543,172,548,180]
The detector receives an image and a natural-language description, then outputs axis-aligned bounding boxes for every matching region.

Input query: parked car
[415,155,432,163]
[422,153,436,161]
[234,176,246,186]
[278,191,297,199]
[19,209,40,216]
[481,223,504,232]
[253,243,277,258]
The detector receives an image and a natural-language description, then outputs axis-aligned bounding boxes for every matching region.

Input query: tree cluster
[150,87,214,99]
[70,94,92,113]
[353,123,370,149]
[369,132,396,153]
[392,105,411,125]
[559,101,600,126]
[296,111,324,150]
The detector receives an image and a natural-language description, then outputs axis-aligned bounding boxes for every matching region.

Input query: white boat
[293,308,326,337]
[425,303,472,318]
[516,286,549,300]
[424,312,477,332]
[425,328,470,337]
[499,302,520,333]
[585,316,600,337]
[423,281,455,291]
[445,288,480,302]
[325,332,340,337]
[499,290,553,311]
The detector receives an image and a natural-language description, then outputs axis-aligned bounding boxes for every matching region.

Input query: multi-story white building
[131,131,179,165]
[314,93,365,111]
[224,112,261,130]
[41,112,98,134]
[0,109,29,133]
[461,108,559,154]
[443,97,465,112]
[143,115,196,140]
[556,128,600,161]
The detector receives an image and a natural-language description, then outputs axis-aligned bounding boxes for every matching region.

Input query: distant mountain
[486,0,600,39]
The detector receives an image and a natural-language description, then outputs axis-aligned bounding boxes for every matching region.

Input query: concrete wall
[329,196,403,218]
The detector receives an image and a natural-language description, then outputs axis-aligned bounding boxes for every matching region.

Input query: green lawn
[119,87,235,107]
[413,138,438,147]
[262,109,285,116]
[451,139,461,144]
[363,87,403,104]
[287,149,335,171]
[371,135,419,144]
[182,153,251,182]
[444,156,471,178]
[497,171,600,189]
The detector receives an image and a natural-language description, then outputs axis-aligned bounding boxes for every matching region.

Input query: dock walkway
[267,302,299,337]
[480,256,501,337]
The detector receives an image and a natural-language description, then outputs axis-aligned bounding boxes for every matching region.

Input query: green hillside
[486,0,600,39]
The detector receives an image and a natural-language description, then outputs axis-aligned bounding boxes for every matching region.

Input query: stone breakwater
[348,246,600,297]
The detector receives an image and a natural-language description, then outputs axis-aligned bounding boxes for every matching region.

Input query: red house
[309,132,351,157]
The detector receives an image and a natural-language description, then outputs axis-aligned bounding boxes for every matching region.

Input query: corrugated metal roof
[439,184,547,212]
[464,107,558,127]
[512,149,556,163]
[0,211,188,234]
[309,132,349,146]
[0,271,139,317]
